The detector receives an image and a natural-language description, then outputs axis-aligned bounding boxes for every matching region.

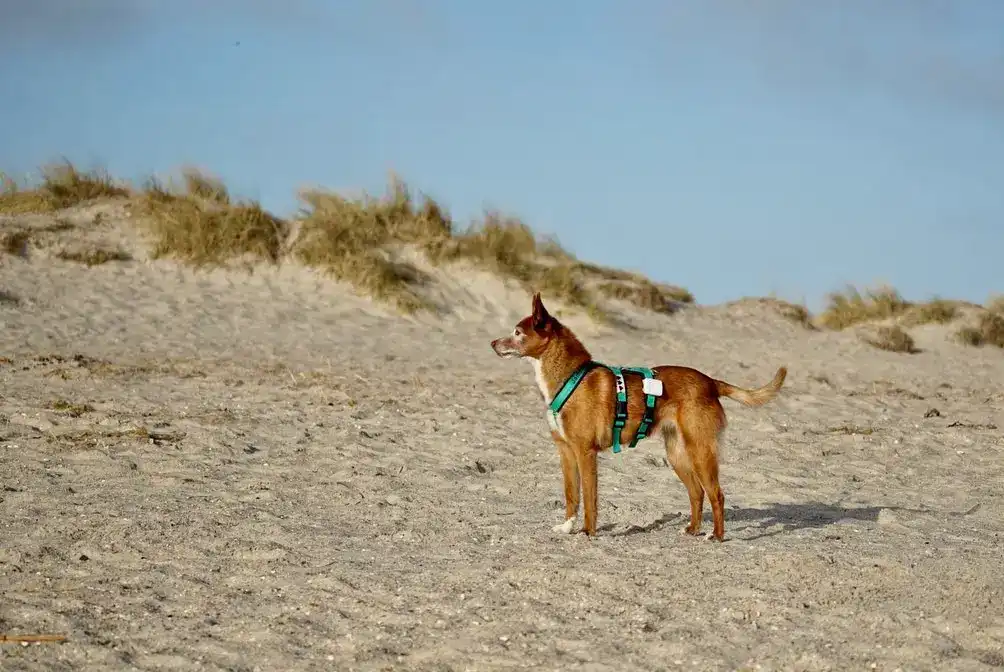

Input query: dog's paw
[680,525,700,536]
[553,518,577,535]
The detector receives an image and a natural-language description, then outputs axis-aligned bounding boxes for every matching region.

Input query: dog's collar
[548,360,600,417]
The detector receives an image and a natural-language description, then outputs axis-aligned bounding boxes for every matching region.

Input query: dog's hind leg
[664,425,705,536]
[679,402,728,541]
[692,451,725,541]
[553,437,580,534]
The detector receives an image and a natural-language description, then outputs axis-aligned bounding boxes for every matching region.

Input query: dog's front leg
[575,446,599,537]
[553,436,580,534]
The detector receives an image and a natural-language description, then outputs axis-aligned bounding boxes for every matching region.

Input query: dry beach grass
[1,163,1003,670]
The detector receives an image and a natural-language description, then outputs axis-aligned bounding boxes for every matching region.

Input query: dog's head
[491,292,556,360]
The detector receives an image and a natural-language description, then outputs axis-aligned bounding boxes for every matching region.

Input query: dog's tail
[715,367,787,407]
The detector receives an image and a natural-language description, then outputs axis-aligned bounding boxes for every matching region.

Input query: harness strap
[548,361,600,417]
[609,367,629,454]
[547,361,661,454]
[624,367,658,447]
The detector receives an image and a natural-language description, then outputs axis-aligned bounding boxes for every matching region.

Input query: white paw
[704,531,716,542]
[679,525,695,536]
[552,518,577,535]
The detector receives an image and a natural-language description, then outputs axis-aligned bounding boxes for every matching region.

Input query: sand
[2,204,1003,671]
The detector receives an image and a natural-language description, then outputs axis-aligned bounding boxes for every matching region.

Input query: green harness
[547,361,660,453]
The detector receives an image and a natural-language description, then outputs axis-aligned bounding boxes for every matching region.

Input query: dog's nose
[490,339,498,349]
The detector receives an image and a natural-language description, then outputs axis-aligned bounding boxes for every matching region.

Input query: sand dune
[2,202,1003,671]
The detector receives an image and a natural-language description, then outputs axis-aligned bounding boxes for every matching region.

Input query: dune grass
[987,295,1004,315]
[580,262,693,314]
[0,161,701,316]
[1,229,31,257]
[293,176,696,315]
[899,298,960,326]
[6,162,694,316]
[56,247,133,266]
[439,218,695,317]
[771,300,813,329]
[139,168,289,266]
[594,279,687,315]
[817,285,911,330]
[292,176,450,312]
[863,325,919,353]
[291,182,595,314]
[817,285,970,330]
[955,311,1004,349]
[0,162,130,215]
[727,296,815,329]
[431,212,597,311]
[47,399,96,417]
[5,161,1000,333]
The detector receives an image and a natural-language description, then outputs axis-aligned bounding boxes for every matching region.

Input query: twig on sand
[0,633,68,644]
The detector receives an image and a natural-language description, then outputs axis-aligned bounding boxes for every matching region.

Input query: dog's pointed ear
[531,292,551,330]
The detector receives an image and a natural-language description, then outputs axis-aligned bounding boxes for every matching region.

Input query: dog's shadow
[726,501,884,540]
[604,501,889,540]
[603,512,683,537]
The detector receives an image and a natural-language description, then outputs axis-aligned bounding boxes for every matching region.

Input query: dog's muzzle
[491,338,519,358]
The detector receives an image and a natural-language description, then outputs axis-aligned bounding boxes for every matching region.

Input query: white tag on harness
[642,377,664,397]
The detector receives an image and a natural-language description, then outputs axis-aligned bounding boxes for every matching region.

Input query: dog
[490,292,787,541]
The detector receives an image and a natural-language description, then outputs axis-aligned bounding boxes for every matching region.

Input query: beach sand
[2,204,1003,670]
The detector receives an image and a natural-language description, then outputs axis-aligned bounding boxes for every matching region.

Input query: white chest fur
[531,359,566,439]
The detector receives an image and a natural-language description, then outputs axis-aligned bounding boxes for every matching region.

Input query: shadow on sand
[605,501,923,540]
[602,500,974,540]
[726,501,884,540]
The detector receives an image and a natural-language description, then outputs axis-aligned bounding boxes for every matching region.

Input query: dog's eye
[514,329,522,337]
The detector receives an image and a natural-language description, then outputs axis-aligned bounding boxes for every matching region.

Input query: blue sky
[2,0,1002,309]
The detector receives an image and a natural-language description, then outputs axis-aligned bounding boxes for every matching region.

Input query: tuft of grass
[431,212,695,316]
[534,263,593,310]
[583,263,693,308]
[863,325,918,353]
[432,212,592,309]
[0,161,129,214]
[664,286,696,305]
[826,425,875,436]
[819,286,970,331]
[180,166,231,204]
[2,219,80,260]
[595,279,687,315]
[45,425,152,448]
[900,298,959,326]
[1,172,47,214]
[56,247,132,266]
[955,311,1004,348]
[293,175,451,312]
[772,300,813,329]
[47,399,96,417]
[291,176,667,316]
[818,285,910,330]
[1,230,31,257]
[434,211,557,266]
[140,169,288,266]
[987,295,1004,315]
[731,296,815,329]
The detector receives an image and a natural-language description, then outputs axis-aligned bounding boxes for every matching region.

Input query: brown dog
[491,293,787,541]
